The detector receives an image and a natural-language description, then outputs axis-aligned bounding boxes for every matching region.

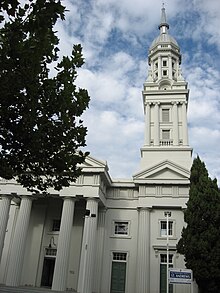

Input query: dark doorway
[41,257,55,287]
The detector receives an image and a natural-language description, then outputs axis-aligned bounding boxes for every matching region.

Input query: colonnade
[0,195,100,292]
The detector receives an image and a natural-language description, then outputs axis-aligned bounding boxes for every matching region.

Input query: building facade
[0,8,197,293]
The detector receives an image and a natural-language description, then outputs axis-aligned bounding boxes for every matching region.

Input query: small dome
[149,6,179,50]
[150,33,179,50]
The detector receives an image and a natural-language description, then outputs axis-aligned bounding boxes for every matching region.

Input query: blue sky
[56,0,220,183]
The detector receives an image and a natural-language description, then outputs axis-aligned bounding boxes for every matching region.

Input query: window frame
[160,220,174,237]
[161,108,170,123]
[110,251,128,293]
[160,254,174,293]
[111,220,131,238]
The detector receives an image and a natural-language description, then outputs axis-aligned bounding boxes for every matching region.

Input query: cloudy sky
[56,0,220,183]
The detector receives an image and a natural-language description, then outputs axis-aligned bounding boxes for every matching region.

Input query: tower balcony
[160,139,173,146]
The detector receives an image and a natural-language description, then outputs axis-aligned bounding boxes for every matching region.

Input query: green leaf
[0,0,90,194]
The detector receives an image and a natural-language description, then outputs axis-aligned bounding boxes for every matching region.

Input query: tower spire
[158,4,169,34]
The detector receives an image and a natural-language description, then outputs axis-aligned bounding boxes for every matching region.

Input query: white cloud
[56,0,220,184]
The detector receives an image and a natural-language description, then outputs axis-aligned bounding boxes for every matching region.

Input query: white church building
[0,8,197,293]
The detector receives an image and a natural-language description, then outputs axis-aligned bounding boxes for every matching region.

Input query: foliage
[0,0,90,193]
[177,156,220,293]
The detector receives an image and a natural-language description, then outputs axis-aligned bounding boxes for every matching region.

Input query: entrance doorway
[41,248,57,288]
[110,252,127,293]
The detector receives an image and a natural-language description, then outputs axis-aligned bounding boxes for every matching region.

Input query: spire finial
[158,3,169,33]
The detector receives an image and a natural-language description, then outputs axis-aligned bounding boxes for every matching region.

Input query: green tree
[177,156,220,293]
[0,0,90,193]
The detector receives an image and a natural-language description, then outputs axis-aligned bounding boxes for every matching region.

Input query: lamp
[48,236,56,248]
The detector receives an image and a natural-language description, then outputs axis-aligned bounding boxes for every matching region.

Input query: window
[162,109,170,122]
[160,221,173,237]
[163,60,167,67]
[160,254,173,264]
[113,252,127,261]
[111,253,127,293]
[163,70,167,76]
[114,221,129,235]
[160,254,173,293]
[162,130,170,140]
[51,219,61,232]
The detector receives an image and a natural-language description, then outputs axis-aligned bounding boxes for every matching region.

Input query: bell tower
[140,6,192,172]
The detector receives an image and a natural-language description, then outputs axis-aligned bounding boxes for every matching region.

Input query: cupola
[147,6,183,83]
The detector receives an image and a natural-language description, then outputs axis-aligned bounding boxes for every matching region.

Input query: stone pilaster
[168,55,172,79]
[52,197,76,291]
[136,208,150,293]
[154,103,160,146]
[6,196,32,287]
[158,56,162,80]
[93,208,107,293]
[145,103,151,146]
[77,198,98,293]
[182,102,188,145]
[172,102,179,145]
[0,195,12,262]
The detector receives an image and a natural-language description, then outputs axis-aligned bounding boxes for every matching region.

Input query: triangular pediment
[133,160,190,183]
[80,155,108,169]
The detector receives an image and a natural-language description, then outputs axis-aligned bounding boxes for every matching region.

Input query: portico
[0,156,109,292]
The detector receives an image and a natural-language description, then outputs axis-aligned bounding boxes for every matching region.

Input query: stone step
[0,285,75,293]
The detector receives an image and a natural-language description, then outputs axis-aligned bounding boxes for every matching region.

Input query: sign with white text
[169,268,193,284]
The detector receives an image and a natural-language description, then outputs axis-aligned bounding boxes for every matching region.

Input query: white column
[77,198,98,293]
[0,195,12,262]
[6,196,32,287]
[136,208,150,293]
[154,103,160,146]
[52,197,76,291]
[145,103,151,145]
[93,208,107,293]
[172,102,179,145]
[176,61,179,76]
[182,102,189,145]
[158,56,162,80]
[168,55,172,79]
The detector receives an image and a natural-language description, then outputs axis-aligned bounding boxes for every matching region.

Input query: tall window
[110,252,127,293]
[160,254,173,293]
[160,221,173,237]
[162,109,170,122]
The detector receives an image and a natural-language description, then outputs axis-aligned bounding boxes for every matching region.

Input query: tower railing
[160,139,173,146]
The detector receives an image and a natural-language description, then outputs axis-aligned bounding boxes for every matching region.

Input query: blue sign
[169,268,192,284]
